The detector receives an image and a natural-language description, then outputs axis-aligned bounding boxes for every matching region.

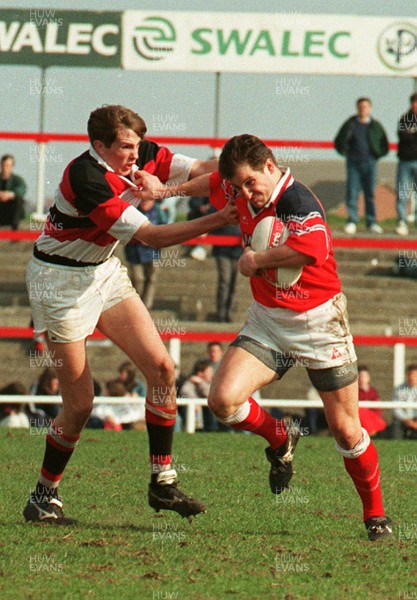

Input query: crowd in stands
[0,349,416,440]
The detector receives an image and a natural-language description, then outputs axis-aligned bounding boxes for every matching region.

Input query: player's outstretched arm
[134,171,212,202]
[189,158,218,178]
[133,201,238,248]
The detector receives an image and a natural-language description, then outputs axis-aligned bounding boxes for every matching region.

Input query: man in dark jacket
[396,93,417,236]
[335,98,388,235]
[0,154,26,230]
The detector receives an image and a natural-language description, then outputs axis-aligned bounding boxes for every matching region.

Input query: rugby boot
[265,420,302,494]
[148,469,206,520]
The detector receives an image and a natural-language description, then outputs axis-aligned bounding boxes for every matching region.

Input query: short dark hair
[219,134,277,180]
[192,359,212,375]
[410,93,417,104]
[406,363,417,373]
[358,365,369,373]
[1,154,14,164]
[106,379,127,397]
[208,341,223,350]
[357,97,372,106]
[87,105,147,147]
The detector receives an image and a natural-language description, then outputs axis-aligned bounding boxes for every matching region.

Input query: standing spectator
[392,364,417,439]
[210,208,243,322]
[357,365,386,437]
[0,154,26,230]
[187,195,211,260]
[179,358,216,432]
[207,341,224,373]
[124,198,167,309]
[395,92,417,236]
[335,98,389,235]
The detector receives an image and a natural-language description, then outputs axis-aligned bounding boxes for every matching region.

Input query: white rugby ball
[251,216,302,288]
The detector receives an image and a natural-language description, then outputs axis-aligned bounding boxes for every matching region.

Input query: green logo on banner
[132,16,176,61]
[377,22,417,71]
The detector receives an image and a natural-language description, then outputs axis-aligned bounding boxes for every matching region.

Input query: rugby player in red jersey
[205,134,392,541]
[23,105,238,524]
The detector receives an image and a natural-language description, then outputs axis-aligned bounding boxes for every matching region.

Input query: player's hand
[218,199,239,225]
[238,247,259,277]
[133,170,167,201]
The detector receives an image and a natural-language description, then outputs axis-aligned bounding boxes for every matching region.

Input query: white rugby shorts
[238,293,357,370]
[27,255,137,343]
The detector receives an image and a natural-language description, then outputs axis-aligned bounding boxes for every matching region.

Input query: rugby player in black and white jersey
[23,105,238,524]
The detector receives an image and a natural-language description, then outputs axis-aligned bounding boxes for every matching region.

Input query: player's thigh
[209,345,277,407]
[44,334,94,408]
[97,295,173,381]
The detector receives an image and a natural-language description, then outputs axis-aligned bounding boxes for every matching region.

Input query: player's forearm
[253,246,313,269]
[134,210,227,248]
[152,173,211,201]
[189,158,219,178]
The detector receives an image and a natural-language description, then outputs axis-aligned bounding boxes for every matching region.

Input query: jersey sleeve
[284,212,331,266]
[209,172,228,210]
[139,140,195,185]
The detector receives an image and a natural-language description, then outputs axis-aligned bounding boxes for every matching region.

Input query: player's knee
[208,386,234,418]
[151,355,176,387]
[333,423,364,452]
[335,427,370,458]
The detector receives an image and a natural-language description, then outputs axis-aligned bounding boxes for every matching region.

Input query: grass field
[0,430,415,600]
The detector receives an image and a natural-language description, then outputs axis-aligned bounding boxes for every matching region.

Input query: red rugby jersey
[209,169,341,311]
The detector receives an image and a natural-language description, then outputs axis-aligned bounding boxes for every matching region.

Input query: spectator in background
[179,358,216,432]
[395,92,417,236]
[92,379,145,431]
[207,341,224,373]
[30,367,61,422]
[124,198,167,309]
[0,154,26,230]
[334,97,388,235]
[209,207,243,322]
[392,363,417,439]
[357,365,386,437]
[117,360,147,398]
[187,195,211,260]
[160,196,182,224]
[0,382,30,428]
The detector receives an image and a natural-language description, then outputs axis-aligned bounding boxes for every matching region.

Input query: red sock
[343,441,385,521]
[227,397,287,449]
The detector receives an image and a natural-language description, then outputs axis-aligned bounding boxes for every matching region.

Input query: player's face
[94,128,140,176]
[229,159,279,209]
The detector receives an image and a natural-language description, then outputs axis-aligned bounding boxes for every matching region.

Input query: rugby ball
[251,216,302,288]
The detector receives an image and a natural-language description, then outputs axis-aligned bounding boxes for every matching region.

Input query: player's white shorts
[27,255,137,343]
[237,293,357,371]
